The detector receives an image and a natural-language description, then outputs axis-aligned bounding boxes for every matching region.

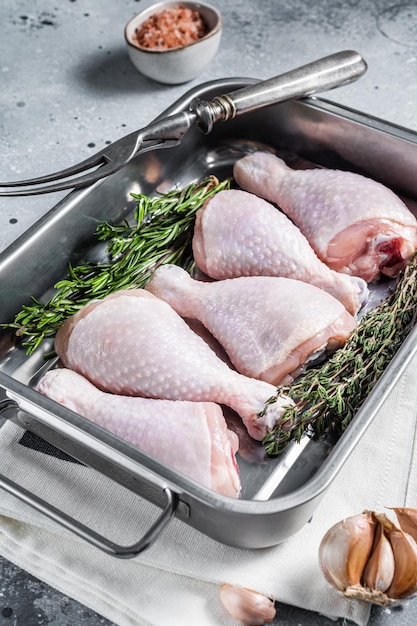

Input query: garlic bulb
[319,508,417,605]
[219,583,276,625]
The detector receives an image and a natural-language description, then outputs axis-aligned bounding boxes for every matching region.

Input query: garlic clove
[318,511,376,592]
[362,518,395,592]
[386,527,417,600]
[219,583,276,625]
[392,507,417,543]
[373,511,417,600]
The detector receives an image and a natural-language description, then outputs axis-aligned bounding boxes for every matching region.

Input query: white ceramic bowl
[125,1,222,85]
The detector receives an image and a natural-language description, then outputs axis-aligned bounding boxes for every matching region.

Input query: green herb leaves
[263,254,417,455]
[4,176,230,354]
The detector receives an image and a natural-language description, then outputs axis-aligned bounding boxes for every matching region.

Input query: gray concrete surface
[2,0,417,624]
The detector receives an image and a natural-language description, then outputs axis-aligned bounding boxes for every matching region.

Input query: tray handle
[0,398,178,558]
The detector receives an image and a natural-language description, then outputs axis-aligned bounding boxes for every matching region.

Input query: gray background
[1,0,417,624]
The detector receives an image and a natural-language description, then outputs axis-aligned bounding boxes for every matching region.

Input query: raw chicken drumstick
[192,188,367,315]
[146,265,357,385]
[54,290,295,441]
[36,368,241,497]
[233,151,417,282]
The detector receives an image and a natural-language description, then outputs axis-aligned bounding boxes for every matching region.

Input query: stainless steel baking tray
[2,77,417,555]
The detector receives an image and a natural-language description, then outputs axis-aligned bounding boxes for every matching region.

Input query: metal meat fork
[0,50,367,196]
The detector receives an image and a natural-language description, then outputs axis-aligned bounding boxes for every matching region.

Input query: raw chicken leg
[233,151,417,282]
[36,368,241,497]
[146,265,357,385]
[192,188,367,315]
[54,290,294,441]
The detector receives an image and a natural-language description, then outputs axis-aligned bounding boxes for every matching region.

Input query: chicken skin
[192,188,367,315]
[36,368,241,497]
[146,265,357,385]
[54,290,294,441]
[233,151,417,282]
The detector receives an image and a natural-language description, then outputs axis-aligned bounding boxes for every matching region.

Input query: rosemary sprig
[263,253,417,456]
[4,176,230,354]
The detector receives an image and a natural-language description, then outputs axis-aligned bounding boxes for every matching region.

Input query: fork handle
[191,50,367,133]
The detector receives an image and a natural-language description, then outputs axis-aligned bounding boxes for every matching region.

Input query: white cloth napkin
[1,351,417,626]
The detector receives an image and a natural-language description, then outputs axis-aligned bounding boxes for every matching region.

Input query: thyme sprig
[4,176,230,354]
[263,253,417,456]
